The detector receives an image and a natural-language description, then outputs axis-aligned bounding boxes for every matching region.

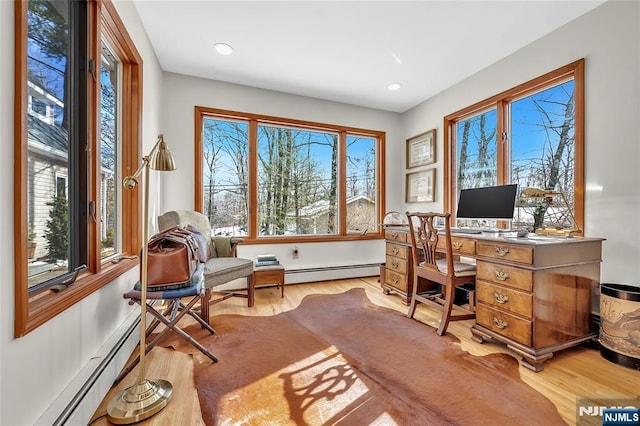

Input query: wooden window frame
[443,59,584,233]
[13,0,142,337]
[195,106,386,244]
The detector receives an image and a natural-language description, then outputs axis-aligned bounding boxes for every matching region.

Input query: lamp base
[106,379,173,424]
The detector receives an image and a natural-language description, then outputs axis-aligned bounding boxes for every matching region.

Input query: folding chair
[113,264,218,386]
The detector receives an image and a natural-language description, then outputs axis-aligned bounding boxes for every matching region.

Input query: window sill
[18,257,138,337]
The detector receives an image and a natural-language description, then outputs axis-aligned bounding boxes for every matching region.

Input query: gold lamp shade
[150,134,176,172]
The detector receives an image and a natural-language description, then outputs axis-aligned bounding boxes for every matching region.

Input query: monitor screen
[456,184,517,220]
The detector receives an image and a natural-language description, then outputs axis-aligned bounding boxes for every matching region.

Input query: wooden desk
[381,227,604,371]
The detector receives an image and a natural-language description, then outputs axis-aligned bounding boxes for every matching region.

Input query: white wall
[402,0,640,286]
[160,73,403,272]
[0,1,165,424]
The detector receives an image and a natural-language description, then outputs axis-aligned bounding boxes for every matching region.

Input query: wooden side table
[253,264,285,297]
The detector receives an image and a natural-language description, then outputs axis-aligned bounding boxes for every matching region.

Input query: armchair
[157,210,255,323]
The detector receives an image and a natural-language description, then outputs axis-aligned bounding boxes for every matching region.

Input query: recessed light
[387,83,402,91]
[213,43,234,55]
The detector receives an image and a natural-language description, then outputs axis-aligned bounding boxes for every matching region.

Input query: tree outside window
[446,60,584,233]
[197,108,384,241]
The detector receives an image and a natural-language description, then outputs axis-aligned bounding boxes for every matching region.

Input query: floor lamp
[107,134,177,424]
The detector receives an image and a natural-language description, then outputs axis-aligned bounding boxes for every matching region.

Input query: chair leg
[247,273,255,307]
[407,274,419,319]
[201,288,211,326]
[182,299,215,334]
[147,305,218,363]
[407,292,418,319]
[437,284,456,336]
[468,290,476,312]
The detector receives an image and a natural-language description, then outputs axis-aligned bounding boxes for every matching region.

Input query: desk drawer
[476,261,533,292]
[385,230,407,243]
[385,255,408,275]
[477,242,533,265]
[386,243,409,259]
[385,269,408,292]
[476,303,532,346]
[437,237,476,255]
[476,280,533,318]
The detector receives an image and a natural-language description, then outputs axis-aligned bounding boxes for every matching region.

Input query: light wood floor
[90,277,640,425]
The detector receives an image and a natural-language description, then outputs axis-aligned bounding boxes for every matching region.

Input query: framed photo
[406,169,435,203]
[406,129,436,169]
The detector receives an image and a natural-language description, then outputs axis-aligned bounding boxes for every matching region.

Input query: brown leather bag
[147,226,200,287]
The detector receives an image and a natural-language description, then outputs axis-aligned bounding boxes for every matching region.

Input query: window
[196,108,385,241]
[55,174,67,198]
[444,60,584,232]
[99,40,120,259]
[14,0,142,336]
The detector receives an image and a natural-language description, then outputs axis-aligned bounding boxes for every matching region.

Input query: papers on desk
[450,227,483,234]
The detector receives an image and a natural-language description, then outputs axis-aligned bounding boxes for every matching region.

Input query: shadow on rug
[160,288,566,425]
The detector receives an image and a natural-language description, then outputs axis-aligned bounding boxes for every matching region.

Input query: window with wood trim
[444,60,584,233]
[195,107,386,242]
[14,0,142,336]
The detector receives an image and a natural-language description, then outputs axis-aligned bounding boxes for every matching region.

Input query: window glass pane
[511,80,576,230]
[258,125,338,236]
[346,135,377,234]
[202,118,249,237]
[456,109,498,191]
[100,41,120,259]
[27,0,71,286]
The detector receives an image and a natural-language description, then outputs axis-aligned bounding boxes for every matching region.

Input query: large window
[14,0,142,336]
[444,60,584,232]
[196,108,385,241]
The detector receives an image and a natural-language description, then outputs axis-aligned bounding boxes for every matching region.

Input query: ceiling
[132,1,605,113]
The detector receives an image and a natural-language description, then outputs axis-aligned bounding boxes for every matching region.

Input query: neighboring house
[291,195,376,235]
[27,81,69,262]
[26,81,114,265]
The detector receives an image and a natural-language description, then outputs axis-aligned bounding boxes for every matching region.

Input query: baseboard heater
[37,311,141,426]
[285,263,380,284]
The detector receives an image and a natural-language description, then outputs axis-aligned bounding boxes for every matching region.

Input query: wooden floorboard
[90,277,640,425]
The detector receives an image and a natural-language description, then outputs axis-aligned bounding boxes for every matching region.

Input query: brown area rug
[161,288,566,425]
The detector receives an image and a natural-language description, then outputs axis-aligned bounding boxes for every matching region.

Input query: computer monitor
[456,184,517,220]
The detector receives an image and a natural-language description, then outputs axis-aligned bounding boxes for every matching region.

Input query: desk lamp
[107,134,176,424]
[520,187,581,236]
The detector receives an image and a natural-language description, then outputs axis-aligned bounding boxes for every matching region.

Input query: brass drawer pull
[452,241,463,250]
[495,246,510,257]
[390,233,399,240]
[391,277,399,285]
[392,260,399,268]
[392,247,399,255]
[495,270,510,281]
[493,317,509,329]
[494,292,509,304]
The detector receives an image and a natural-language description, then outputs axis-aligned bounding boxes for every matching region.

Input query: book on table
[256,254,278,262]
[255,259,280,267]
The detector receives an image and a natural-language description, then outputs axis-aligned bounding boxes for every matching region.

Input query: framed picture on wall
[406,168,435,203]
[406,129,436,169]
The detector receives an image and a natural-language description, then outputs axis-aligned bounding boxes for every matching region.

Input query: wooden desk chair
[406,212,476,336]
